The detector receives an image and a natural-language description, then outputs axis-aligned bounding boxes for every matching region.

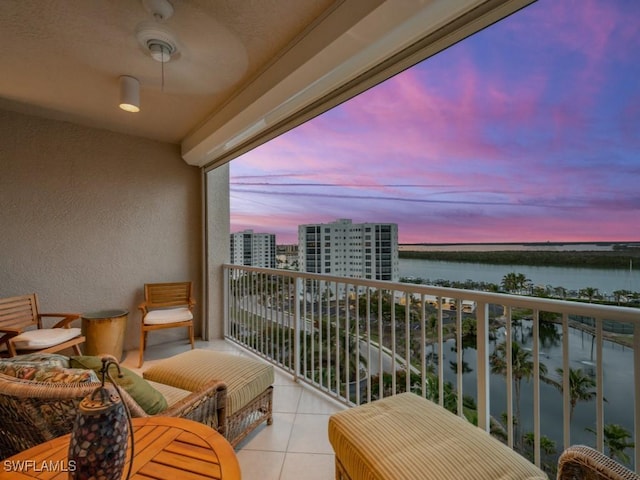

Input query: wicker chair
[0,371,227,460]
[557,445,640,480]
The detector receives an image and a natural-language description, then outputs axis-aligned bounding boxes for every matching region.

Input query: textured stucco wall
[205,164,230,340]
[0,109,203,351]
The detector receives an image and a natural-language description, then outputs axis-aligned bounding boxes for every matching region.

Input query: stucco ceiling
[0,0,336,141]
[0,0,533,167]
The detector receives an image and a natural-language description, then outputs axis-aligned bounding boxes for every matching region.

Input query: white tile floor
[121,339,345,480]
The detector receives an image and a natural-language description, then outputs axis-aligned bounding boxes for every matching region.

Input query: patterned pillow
[0,361,41,380]
[5,353,70,368]
[33,367,98,384]
[0,361,98,384]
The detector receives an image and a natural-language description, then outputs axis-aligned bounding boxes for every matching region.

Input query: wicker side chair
[0,372,227,460]
[557,445,640,480]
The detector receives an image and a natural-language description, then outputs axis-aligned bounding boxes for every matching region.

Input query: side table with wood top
[0,417,241,480]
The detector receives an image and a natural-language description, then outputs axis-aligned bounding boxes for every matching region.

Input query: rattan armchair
[0,371,227,459]
[557,445,640,480]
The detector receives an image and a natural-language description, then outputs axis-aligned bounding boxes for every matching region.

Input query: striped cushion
[142,349,274,416]
[145,380,192,407]
[328,392,548,480]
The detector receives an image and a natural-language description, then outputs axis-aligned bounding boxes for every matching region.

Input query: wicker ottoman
[328,392,548,480]
[143,349,274,447]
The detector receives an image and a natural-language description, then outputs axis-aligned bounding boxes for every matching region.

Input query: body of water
[438,320,636,468]
[398,251,638,469]
[399,258,639,294]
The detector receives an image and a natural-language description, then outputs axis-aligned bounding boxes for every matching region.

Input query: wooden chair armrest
[0,327,23,348]
[0,327,24,335]
[43,313,81,329]
[0,329,22,350]
[138,302,148,314]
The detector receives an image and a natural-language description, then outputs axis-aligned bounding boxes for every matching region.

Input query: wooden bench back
[144,282,193,308]
[0,294,41,330]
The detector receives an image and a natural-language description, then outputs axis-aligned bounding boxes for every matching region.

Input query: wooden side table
[0,417,241,479]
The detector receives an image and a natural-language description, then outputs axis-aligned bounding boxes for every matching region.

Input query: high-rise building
[298,219,399,281]
[230,230,276,268]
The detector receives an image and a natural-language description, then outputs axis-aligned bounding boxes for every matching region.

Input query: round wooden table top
[0,417,241,480]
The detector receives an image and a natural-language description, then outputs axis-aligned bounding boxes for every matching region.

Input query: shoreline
[399,249,640,269]
[399,241,640,253]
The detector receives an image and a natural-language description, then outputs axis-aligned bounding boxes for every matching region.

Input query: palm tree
[450,317,476,375]
[553,286,567,299]
[543,367,596,421]
[523,432,557,476]
[515,273,532,294]
[537,314,561,349]
[424,374,460,415]
[532,285,547,297]
[613,289,631,305]
[586,424,635,465]
[501,273,515,292]
[425,314,438,364]
[490,341,547,446]
[579,287,599,302]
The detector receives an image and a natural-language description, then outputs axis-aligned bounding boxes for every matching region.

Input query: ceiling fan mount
[135,0,179,63]
[141,0,174,22]
[135,22,179,63]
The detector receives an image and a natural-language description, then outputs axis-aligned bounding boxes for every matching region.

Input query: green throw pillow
[70,356,168,415]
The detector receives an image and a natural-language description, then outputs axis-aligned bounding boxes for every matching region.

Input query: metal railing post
[476,301,490,432]
[294,276,301,382]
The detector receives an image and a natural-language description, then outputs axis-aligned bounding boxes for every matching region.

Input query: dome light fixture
[148,39,174,63]
[119,75,140,113]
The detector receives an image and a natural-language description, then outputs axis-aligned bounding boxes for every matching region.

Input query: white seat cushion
[144,307,193,325]
[10,327,82,350]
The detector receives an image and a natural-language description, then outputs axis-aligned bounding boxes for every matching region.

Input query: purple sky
[230,0,640,245]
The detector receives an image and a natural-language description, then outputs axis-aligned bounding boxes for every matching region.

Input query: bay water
[398,254,638,466]
[399,258,639,294]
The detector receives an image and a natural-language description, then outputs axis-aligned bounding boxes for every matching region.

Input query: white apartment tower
[230,230,276,268]
[298,219,399,281]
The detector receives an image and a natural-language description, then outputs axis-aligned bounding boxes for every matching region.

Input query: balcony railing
[223,264,639,474]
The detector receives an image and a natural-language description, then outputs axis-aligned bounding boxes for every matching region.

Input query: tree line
[402,272,640,308]
[400,249,640,269]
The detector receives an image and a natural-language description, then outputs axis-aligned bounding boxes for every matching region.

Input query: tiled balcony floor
[122,339,344,480]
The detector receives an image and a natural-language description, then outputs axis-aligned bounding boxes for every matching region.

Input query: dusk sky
[230,0,640,245]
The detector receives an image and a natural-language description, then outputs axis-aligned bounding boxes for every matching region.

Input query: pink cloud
[230,0,640,245]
